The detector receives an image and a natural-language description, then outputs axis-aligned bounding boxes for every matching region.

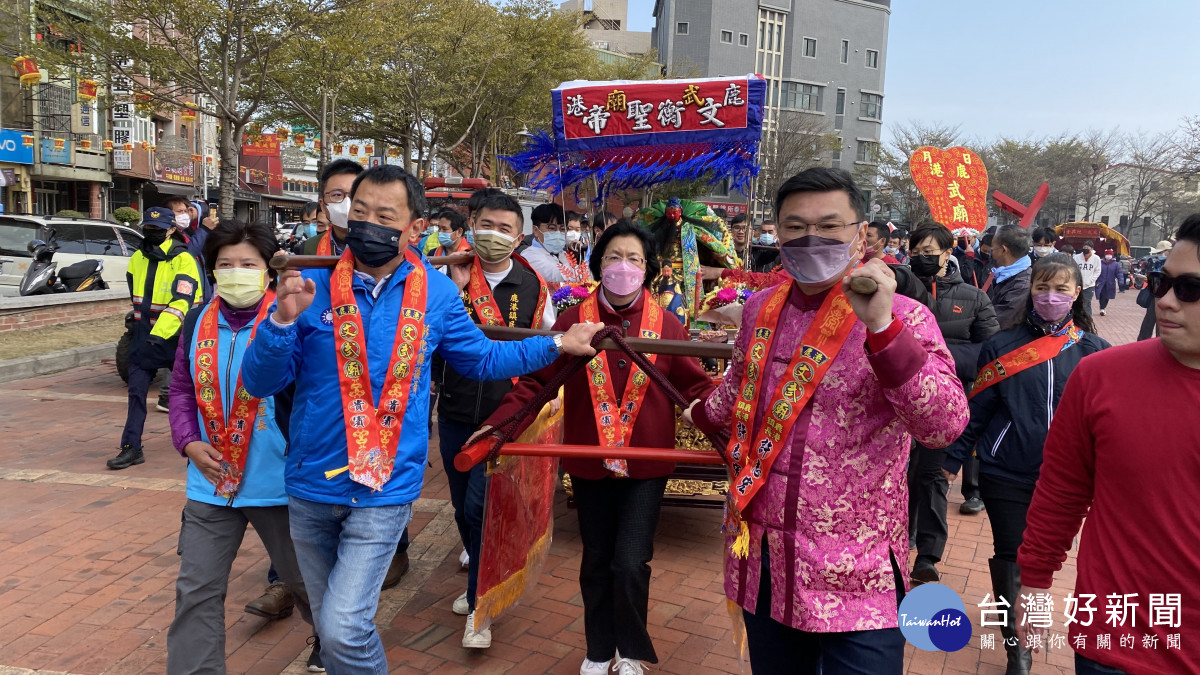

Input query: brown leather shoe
[244,582,294,620]
[381,551,410,591]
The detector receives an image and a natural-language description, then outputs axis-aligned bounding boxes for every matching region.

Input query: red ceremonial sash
[726,283,858,515]
[194,292,275,498]
[579,289,664,477]
[316,230,332,256]
[971,322,1082,398]
[435,237,471,258]
[330,247,428,490]
[465,254,547,329]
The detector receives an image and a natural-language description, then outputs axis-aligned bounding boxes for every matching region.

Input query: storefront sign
[41,138,71,165]
[155,158,194,184]
[113,150,132,170]
[701,201,747,218]
[0,129,35,164]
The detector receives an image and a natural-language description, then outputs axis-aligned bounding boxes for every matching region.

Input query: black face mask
[977,251,991,265]
[910,254,944,278]
[346,219,402,268]
[141,227,168,249]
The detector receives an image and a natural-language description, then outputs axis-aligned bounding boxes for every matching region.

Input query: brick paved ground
[0,292,1149,674]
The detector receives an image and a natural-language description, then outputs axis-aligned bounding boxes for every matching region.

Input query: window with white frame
[676,22,688,35]
[841,40,849,64]
[739,33,749,47]
[856,140,879,164]
[721,30,733,43]
[802,37,817,58]
[781,82,822,111]
[860,93,882,120]
[866,49,879,68]
[835,89,846,115]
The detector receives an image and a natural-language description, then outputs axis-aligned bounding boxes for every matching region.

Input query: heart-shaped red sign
[909,146,989,232]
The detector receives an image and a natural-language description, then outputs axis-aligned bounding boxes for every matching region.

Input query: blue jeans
[438,418,487,610]
[1075,652,1130,674]
[288,496,412,675]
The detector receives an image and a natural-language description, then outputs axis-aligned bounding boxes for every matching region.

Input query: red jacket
[485,293,716,480]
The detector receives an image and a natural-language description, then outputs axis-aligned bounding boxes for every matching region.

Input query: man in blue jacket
[241,164,602,674]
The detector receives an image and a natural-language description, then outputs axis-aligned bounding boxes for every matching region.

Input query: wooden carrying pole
[477,324,733,360]
[455,442,724,472]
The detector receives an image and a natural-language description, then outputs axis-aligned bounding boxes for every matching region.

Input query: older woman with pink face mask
[481,219,716,675]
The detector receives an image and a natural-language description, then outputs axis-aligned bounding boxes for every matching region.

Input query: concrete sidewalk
[0,292,1149,674]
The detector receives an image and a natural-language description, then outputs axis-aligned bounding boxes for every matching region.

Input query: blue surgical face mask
[302,223,317,238]
[465,230,475,247]
[758,233,777,246]
[438,232,454,247]
[541,231,567,255]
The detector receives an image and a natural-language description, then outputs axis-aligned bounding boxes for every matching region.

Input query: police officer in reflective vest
[109,207,204,470]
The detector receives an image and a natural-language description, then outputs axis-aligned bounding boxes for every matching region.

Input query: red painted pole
[454,442,725,471]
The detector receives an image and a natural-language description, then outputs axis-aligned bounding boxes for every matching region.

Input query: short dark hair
[1083,240,1095,249]
[301,202,319,218]
[1061,243,1076,255]
[980,233,994,247]
[1176,213,1200,247]
[467,188,504,217]
[1029,253,1095,335]
[1032,226,1057,245]
[437,208,467,233]
[867,221,890,240]
[588,219,661,290]
[712,207,728,219]
[530,203,564,228]
[319,159,363,196]
[994,224,1030,258]
[202,219,280,278]
[474,192,524,229]
[565,210,582,224]
[730,213,748,226]
[774,167,868,222]
[350,164,426,221]
[163,196,189,211]
[909,223,955,251]
[601,211,618,225]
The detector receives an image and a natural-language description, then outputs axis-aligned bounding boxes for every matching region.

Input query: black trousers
[121,363,156,449]
[1138,303,1158,341]
[743,539,906,674]
[960,453,981,501]
[978,474,1036,562]
[907,444,948,565]
[573,475,668,663]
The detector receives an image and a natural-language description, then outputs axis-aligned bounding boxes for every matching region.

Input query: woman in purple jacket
[1096,249,1121,316]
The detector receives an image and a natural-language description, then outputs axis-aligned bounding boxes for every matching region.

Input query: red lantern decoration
[103,140,114,152]
[206,156,213,163]
[21,134,33,147]
[79,138,92,150]
[11,56,40,86]
[349,144,359,156]
[387,147,399,158]
[294,133,305,146]
[141,141,151,151]
[180,104,198,122]
[191,154,202,162]
[77,78,98,102]
[276,127,289,141]
[53,138,66,150]
[313,138,321,151]
[334,143,343,154]
[365,144,374,155]
[123,143,134,152]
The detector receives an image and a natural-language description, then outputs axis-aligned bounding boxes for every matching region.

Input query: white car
[0,215,144,296]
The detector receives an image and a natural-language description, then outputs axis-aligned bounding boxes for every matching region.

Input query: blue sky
[625,0,1200,144]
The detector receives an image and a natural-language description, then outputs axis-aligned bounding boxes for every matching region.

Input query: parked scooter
[19,232,108,296]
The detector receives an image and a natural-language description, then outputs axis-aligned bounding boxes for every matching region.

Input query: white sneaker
[452,592,470,616]
[459,548,469,569]
[579,657,612,675]
[613,654,646,675]
[462,611,491,649]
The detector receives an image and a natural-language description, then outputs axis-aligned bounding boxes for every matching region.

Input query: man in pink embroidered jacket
[687,168,969,674]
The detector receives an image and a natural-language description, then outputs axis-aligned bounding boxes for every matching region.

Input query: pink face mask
[601,260,644,297]
[1032,291,1075,323]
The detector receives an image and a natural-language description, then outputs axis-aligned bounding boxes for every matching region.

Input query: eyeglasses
[324,189,348,204]
[783,221,862,237]
[602,254,646,267]
[1149,271,1200,303]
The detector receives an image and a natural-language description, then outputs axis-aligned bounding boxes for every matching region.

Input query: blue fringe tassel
[503,129,760,205]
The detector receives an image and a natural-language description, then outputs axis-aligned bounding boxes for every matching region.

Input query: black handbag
[1137,286,1154,309]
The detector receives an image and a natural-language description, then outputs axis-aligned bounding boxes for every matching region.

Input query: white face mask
[541,231,567,255]
[566,230,581,243]
[175,213,191,230]
[1033,246,1055,257]
[213,268,267,308]
[325,199,351,229]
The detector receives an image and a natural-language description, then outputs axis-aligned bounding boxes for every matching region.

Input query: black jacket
[952,248,985,287]
[435,262,544,427]
[943,318,1110,485]
[919,268,999,386]
[988,267,1032,331]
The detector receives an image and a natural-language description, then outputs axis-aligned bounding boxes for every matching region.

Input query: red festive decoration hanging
[12,56,40,86]
[77,78,98,102]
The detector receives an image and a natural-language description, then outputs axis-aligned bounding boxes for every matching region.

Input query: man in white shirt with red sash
[435,192,555,648]
[241,165,603,674]
[688,168,969,674]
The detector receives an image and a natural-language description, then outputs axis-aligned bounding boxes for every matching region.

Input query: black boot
[989,557,1032,675]
[107,444,144,470]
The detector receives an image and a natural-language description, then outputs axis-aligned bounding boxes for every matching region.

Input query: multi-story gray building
[651,0,890,215]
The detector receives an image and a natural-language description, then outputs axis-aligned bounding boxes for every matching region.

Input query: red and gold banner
[12,56,40,86]
[77,78,98,102]
[242,133,281,157]
[474,399,564,631]
[909,146,989,232]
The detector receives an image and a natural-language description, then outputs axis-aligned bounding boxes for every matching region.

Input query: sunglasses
[1149,271,1200,303]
